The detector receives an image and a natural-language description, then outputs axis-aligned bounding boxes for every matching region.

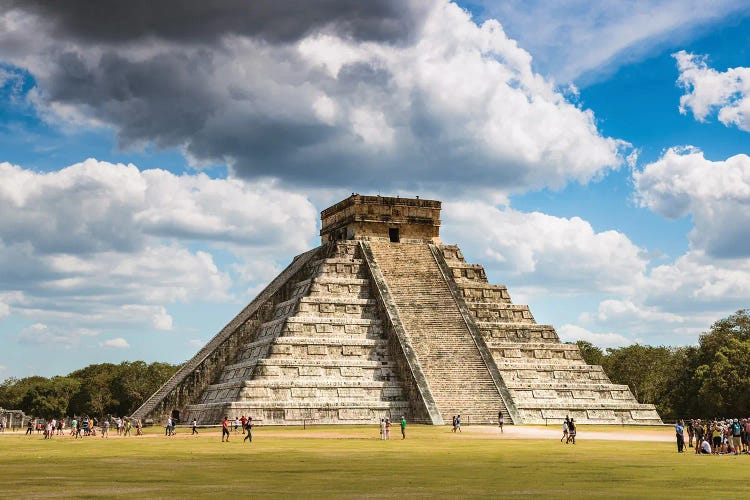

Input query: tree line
[575,309,750,420]
[0,361,180,419]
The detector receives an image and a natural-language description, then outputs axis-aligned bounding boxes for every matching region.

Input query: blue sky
[1,0,750,378]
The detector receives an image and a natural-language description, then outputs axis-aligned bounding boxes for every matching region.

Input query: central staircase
[368,242,508,424]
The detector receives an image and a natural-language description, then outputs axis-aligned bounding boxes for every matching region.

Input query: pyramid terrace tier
[508,385,643,403]
[477,322,560,342]
[467,303,535,323]
[185,400,413,425]
[220,337,391,382]
[202,379,405,403]
[516,404,662,424]
[249,316,384,344]
[273,296,378,321]
[453,280,513,304]
[292,276,373,299]
[487,342,585,364]
[495,363,611,382]
[199,358,402,403]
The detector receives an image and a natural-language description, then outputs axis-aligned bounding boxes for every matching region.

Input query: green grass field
[0,425,746,498]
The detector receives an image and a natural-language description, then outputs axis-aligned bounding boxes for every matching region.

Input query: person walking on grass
[102,419,109,438]
[567,419,577,444]
[244,417,253,443]
[380,418,386,440]
[455,415,461,432]
[400,416,407,440]
[452,415,457,433]
[385,418,392,440]
[675,420,684,453]
[561,418,569,443]
[222,416,230,442]
[498,412,504,433]
[192,418,199,435]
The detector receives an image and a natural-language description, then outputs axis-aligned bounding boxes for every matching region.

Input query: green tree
[601,344,681,419]
[575,341,604,366]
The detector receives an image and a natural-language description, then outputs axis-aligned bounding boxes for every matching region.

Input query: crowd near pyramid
[133,195,661,426]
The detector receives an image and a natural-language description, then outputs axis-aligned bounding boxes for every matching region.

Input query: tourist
[567,419,576,444]
[400,415,407,440]
[192,418,199,435]
[561,418,569,443]
[234,416,240,434]
[451,415,456,433]
[241,415,247,430]
[455,414,461,432]
[165,417,171,436]
[731,419,742,455]
[136,419,143,436]
[675,420,684,453]
[26,419,33,435]
[102,419,109,438]
[498,412,504,433]
[692,419,704,452]
[124,419,132,437]
[687,419,695,447]
[699,437,712,454]
[380,418,386,440]
[244,417,253,443]
[711,421,722,453]
[222,416,230,442]
[385,418,391,440]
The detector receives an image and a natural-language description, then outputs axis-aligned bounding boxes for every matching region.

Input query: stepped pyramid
[133,195,661,425]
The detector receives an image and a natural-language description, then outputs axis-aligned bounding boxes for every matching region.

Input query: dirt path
[0,425,674,442]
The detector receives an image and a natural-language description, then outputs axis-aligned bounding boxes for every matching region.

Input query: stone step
[368,241,509,423]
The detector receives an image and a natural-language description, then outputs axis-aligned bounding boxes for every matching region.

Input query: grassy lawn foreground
[0,425,747,498]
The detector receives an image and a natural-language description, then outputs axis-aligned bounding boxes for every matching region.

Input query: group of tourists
[220,415,253,443]
[23,416,142,439]
[451,415,462,432]
[560,416,577,444]
[676,418,750,455]
[380,416,407,439]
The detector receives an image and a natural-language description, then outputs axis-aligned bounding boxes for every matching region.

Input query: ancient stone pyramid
[133,195,661,425]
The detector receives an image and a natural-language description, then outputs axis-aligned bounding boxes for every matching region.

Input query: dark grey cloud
[0,0,623,194]
[8,0,420,44]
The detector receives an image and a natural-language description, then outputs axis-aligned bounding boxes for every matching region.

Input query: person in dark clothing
[244,417,253,443]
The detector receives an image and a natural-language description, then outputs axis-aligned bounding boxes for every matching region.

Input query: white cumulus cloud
[674,51,750,132]
[442,200,647,294]
[100,338,130,349]
[0,159,318,346]
[634,146,750,258]
[557,324,632,348]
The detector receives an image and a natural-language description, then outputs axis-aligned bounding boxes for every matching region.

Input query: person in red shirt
[221,416,230,442]
[240,415,247,429]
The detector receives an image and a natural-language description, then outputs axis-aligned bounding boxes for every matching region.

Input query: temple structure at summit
[132,194,662,425]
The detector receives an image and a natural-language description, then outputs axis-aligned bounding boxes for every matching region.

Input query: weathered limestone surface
[439,244,661,424]
[134,195,661,426]
[183,241,414,425]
